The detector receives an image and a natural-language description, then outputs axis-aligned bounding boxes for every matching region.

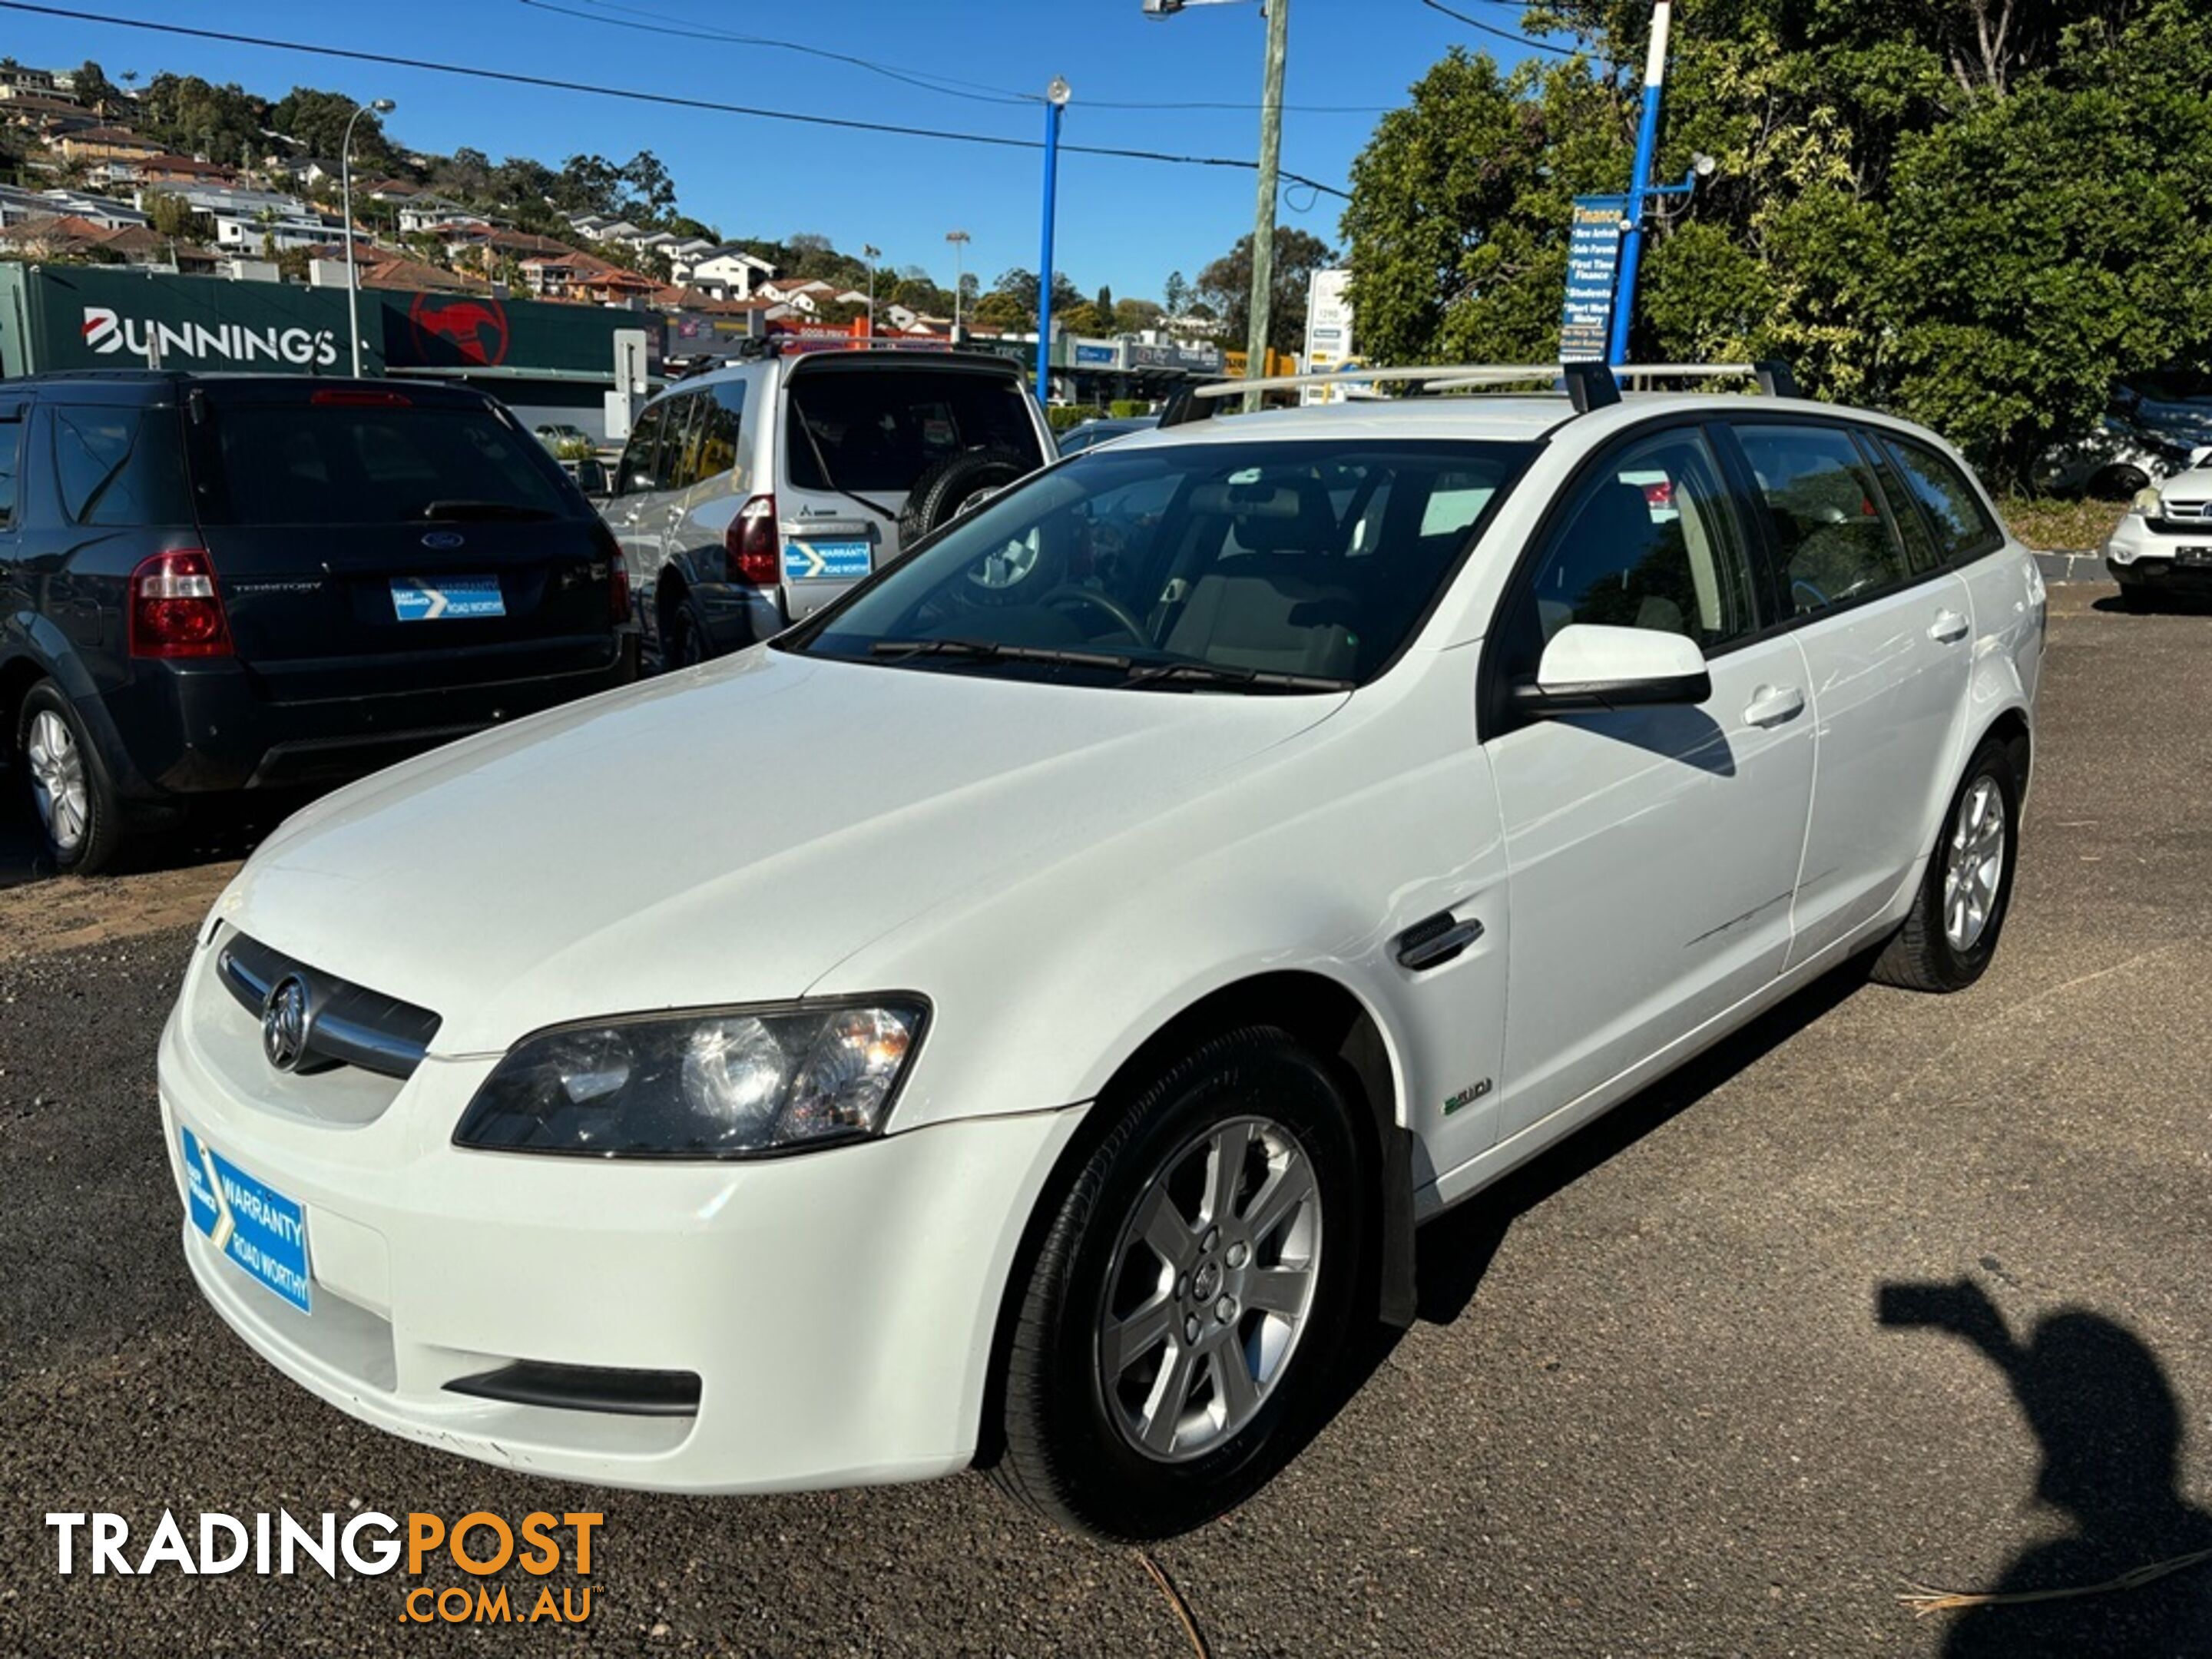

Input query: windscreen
[197,401,573,525]
[791,437,1533,689]
[785,367,1045,493]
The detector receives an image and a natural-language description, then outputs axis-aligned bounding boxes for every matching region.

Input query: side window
[1508,428,1759,674]
[694,382,743,481]
[1735,423,1909,615]
[617,399,671,495]
[1863,436,1942,576]
[0,412,22,528]
[51,405,193,527]
[1881,435,2004,566]
[659,393,707,492]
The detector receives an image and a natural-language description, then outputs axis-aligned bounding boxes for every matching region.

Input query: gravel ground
[1,583,2207,1657]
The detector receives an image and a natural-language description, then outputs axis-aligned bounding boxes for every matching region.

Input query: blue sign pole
[1036,78,1070,406]
[1608,0,1672,367]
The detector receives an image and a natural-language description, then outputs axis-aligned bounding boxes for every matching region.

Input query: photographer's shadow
[1879,1280,2212,1655]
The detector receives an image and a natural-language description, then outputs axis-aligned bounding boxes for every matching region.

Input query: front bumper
[157,943,1085,1493]
[2104,516,2212,591]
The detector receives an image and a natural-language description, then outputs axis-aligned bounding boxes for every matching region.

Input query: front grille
[2164,498,2210,522]
[217,932,442,1080]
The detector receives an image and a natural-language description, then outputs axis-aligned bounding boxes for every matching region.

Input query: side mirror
[1515,623,1712,717]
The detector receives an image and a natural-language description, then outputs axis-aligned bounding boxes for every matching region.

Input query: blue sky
[5,0,1570,300]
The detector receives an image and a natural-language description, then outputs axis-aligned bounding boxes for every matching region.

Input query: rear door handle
[1929,609,1971,644]
[1743,684,1806,727]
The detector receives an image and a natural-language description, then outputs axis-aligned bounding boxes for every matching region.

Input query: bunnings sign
[0,264,369,375]
[0,264,650,382]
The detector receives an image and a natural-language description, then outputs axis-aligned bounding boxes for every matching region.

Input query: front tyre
[992,1028,1366,1541]
[1873,733,2022,993]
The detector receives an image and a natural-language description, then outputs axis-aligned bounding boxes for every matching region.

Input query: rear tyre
[16,681,125,876]
[991,1027,1366,1541]
[665,592,713,669]
[2088,465,2151,502]
[896,448,1033,549]
[1872,734,2021,993]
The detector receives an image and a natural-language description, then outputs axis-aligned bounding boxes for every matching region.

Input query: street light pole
[863,243,880,339]
[1243,0,1289,412]
[945,228,969,339]
[340,95,395,379]
[1607,0,1671,368]
[1036,77,1071,406]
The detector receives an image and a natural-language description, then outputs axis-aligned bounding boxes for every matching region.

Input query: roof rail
[1153,356,1802,429]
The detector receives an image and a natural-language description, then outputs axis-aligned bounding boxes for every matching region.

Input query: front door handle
[1929,609,1971,644]
[1396,912,1485,972]
[1743,684,1806,727]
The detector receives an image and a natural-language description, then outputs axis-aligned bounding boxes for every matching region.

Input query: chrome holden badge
[262,975,311,1072]
[422,531,466,550]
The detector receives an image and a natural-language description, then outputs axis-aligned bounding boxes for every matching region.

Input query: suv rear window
[52,404,194,526]
[197,401,572,525]
[785,368,1042,494]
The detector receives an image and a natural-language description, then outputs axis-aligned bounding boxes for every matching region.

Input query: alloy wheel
[1943,776,2006,951]
[25,709,89,854]
[1097,1114,1323,1463]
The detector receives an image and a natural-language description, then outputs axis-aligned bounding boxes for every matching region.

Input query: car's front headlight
[2130,485,2165,518]
[453,999,926,1157]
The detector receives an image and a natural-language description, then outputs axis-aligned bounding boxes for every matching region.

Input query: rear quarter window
[52,404,194,526]
[1880,435,2004,565]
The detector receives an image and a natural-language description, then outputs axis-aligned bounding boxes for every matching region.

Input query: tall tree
[1193,227,1337,356]
[1345,3,2212,482]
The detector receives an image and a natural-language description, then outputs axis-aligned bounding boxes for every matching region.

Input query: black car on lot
[0,373,636,873]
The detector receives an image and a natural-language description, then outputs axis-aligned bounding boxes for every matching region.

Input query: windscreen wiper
[422,500,558,522]
[787,393,898,525]
[1121,660,1356,694]
[868,638,1133,670]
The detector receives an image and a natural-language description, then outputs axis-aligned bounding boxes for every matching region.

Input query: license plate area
[2176,546,2212,567]
[783,539,873,582]
[181,1127,311,1312]
[391,575,506,620]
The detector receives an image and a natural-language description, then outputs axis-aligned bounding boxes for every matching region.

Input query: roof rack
[1157,357,1800,429]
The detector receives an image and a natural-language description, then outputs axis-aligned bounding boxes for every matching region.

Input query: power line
[0,2,1350,200]
[1416,0,1614,65]
[525,0,1398,114]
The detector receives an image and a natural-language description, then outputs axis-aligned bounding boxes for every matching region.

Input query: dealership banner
[1560,196,1626,363]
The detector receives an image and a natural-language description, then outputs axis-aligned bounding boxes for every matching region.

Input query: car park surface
[2,581,2207,1654]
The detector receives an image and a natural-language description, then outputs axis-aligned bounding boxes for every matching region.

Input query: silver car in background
[603,348,1055,667]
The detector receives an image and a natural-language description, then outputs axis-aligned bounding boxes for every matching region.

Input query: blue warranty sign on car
[180,1126,312,1313]
[391,575,506,621]
[783,540,873,582]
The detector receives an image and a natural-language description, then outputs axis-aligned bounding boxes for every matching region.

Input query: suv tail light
[128,549,233,660]
[725,495,781,586]
[590,518,631,624]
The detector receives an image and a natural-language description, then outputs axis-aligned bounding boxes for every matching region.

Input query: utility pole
[1036,77,1071,405]
[1243,0,1290,410]
[945,228,970,339]
[863,243,880,339]
[1608,0,1670,368]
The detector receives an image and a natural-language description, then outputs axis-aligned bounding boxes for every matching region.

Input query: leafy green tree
[137,73,267,162]
[71,59,121,115]
[142,188,215,244]
[1343,3,2212,483]
[270,87,395,168]
[1193,226,1337,356]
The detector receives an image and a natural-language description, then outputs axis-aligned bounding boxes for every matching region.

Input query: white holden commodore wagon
[160,363,2043,1541]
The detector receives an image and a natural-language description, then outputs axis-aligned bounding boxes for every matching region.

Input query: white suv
[2104,447,2212,609]
[159,364,2043,1541]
